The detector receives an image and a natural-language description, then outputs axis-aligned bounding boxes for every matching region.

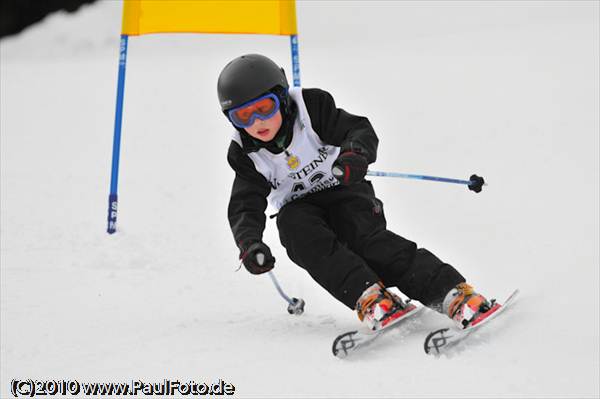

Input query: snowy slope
[1,1,599,397]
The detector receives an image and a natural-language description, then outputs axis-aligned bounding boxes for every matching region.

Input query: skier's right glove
[240,241,275,275]
[332,151,369,185]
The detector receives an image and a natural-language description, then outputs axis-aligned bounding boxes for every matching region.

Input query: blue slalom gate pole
[366,170,486,193]
[290,34,301,87]
[107,35,129,234]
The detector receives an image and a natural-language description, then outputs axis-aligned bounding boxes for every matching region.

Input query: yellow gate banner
[122,0,297,36]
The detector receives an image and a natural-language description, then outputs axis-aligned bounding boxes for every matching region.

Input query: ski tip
[332,330,357,358]
[423,328,451,355]
[332,348,347,359]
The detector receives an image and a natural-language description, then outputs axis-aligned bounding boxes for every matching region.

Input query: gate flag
[122,0,297,36]
[108,0,300,234]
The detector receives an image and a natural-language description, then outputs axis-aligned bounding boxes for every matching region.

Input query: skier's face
[244,110,282,142]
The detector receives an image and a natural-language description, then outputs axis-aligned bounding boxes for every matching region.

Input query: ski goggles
[228,93,280,129]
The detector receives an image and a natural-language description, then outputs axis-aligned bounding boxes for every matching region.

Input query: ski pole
[366,170,486,193]
[245,252,305,315]
[267,270,305,315]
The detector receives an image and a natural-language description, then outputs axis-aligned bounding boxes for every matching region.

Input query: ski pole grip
[468,174,485,193]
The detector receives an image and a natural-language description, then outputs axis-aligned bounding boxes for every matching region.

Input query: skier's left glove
[240,241,275,275]
[332,151,368,185]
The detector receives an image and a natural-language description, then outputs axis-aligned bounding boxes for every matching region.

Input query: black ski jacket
[226,88,379,250]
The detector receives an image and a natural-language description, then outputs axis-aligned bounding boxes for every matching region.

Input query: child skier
[218,54,492,331]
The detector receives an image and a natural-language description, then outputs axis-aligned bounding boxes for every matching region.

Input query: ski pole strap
[366,171,485,193]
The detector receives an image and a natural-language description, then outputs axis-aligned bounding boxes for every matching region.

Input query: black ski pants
[276,180,465,309]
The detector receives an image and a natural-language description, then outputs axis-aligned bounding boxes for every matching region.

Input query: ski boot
[356,282,416,331]
[443,282,496,329]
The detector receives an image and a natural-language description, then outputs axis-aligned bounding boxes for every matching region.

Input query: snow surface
[1,1,599,397]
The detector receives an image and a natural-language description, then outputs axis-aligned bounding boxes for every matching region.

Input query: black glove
[240,241,275,275]
[332,151,368,185]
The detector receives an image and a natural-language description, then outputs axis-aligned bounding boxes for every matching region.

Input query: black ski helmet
[217,54,289,112]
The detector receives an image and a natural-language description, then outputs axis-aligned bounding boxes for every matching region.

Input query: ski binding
[424,289,520,356]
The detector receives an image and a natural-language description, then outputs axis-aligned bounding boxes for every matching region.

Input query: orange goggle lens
[228,93,280,128]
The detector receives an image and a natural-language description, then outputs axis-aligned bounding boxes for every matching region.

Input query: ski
[332,303,424,358]
[424,289,520,356]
